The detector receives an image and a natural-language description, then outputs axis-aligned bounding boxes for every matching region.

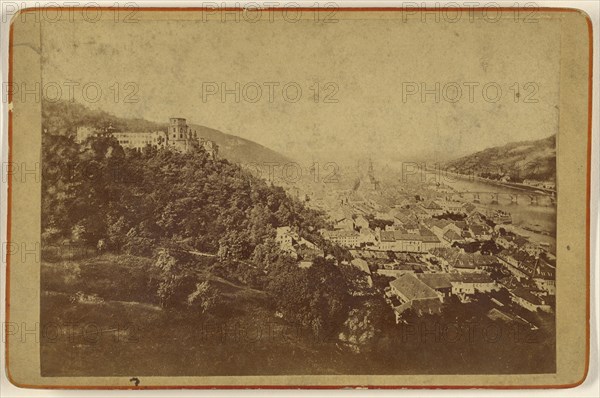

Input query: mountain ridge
[187,123,292,166]
[444,135,556,183]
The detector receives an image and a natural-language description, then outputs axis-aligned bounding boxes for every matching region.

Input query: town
[274,159,556,328]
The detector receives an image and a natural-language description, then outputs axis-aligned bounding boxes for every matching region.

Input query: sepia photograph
[2,4,593,389]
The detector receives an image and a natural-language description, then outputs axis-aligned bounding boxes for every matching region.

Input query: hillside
[188,123,291,166]
[41,98,330,261]
[41,127,327,260]
[444,135,556,183]
[41,100,291,166]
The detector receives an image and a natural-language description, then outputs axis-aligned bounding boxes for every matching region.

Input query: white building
[76,118,218,158]
[322,229,361,248]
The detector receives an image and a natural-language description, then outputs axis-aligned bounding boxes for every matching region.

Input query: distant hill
[444,135,556,183]
[187,123,291,166]
[41,100,291,166]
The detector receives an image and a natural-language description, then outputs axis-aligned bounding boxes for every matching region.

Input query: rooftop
[322,230,359,238]
[389,273,440,301]
[417,273,452,290]
[511,287,545,305]
[450,272,494,284]
[443,229,462,241]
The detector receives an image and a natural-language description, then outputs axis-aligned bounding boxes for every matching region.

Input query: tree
[266,257,350,337]
[251,238,295,272]
[156,272,185,308]
[338,262,372,296]
[321,241,352,263]
[152,250,199,308]
[338,297,394,353]
[433,212,466,221]
[187,281,221,314]
[106,215,128,250]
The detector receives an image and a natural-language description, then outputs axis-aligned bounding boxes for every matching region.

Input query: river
[439,175,557,251]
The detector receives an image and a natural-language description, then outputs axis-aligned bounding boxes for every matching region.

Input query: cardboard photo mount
[4,6,594,389]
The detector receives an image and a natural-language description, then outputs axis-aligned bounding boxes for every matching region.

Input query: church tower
[367,158,380,191]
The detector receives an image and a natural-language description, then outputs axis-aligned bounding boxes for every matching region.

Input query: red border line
[4,6,593,390]
[5,19,14,389]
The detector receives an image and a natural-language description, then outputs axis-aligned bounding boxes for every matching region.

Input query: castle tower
[168,117,189,151]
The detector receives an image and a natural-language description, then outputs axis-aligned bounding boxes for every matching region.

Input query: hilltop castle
[76,117,218,159]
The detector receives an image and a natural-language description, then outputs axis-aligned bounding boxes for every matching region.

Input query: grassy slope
[41,253,555,376]
[40,254,343,376]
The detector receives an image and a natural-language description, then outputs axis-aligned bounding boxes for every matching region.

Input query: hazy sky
[40,11,561,164]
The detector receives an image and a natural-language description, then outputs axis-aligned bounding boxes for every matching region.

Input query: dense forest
[41,103,327,258]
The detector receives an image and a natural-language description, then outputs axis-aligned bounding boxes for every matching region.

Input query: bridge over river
[443,190,555,206]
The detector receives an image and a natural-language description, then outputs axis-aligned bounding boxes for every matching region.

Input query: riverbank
[428,168,555,196]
